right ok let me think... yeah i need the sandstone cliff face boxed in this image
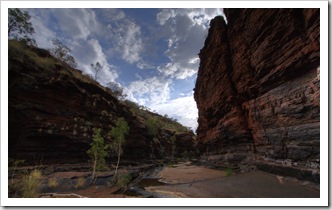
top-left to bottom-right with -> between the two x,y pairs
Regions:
194,9 -> 319,182
8,41 -> 195,164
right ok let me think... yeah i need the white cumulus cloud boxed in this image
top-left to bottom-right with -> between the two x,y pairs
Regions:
150,92 -> 198,131
50,8 -> 101,40
28,9 -> 119,86
24,8 -> 216,130
72,38 -> 118,85
27,9 -> 56,49
128,77 -> 171,106
105,16 -> 143,65
155,9 -> 224,80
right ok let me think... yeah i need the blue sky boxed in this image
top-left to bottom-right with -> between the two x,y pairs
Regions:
24,8 -> 225,130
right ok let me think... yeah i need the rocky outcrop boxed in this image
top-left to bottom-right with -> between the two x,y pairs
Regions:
8,41 -> 195,164
194,9 -> 319,182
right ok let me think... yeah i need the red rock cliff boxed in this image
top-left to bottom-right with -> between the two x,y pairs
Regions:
194,9 -> 319,182
8,41 -> 196,165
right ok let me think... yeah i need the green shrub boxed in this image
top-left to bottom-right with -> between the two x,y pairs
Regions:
47,177 -> 58,188
87,128 -> 109,179
145,117 -> 160,137
75,177 -> 85,189
21,169 -> 42,198
116,171 -> 132,188
109,118 -> 129,177
226,167 -> 233,176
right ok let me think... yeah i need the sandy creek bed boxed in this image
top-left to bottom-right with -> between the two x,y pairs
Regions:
9,161 -> 319,198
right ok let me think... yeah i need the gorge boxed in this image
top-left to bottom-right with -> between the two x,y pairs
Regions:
7,8 -> 321,200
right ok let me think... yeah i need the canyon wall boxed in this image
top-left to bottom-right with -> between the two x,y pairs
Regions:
8,41 -> 195,165
194,9 -> 320,182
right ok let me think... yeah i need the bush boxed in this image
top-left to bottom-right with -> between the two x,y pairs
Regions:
21,169 -> 42,198
47,177 -> 58,188
116,170 -> 132,188
87,128 -> 109,179
50,38 -> 77,68
8,8 -> 36,46
107,82 -> 127,100
109,118 -> 129,177
226,167 -> 233,176
75,177 -> 85,189
145,117 -> 160,137
123,100 -> 140,110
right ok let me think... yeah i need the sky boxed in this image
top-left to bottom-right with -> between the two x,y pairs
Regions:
23,8 -> 225,131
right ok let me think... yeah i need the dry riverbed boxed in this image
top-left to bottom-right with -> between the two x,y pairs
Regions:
9,161 -> 319,198
146,162 -> 320,198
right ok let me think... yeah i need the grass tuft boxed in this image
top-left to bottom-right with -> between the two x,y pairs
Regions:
48,177 -> 58,188
75,177 -> 85,189
21,169 -> 42,198
116,170 -> 132,188
226,167 -> 233,176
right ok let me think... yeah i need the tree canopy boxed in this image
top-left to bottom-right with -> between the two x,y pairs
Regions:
109,117 -> 129,176
8,8 -> 36,46
51,38 -> 77,68
107,82 -> 127,100
86,128 -> 109,179
91,62 -> 103,80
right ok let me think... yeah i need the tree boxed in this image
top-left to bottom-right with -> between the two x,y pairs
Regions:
170,135 -> 176,159
91,62 -> 103,81
87,128 -> 109,180
50,38 -> 77,68
145,117 -> 160,137
107,82 -> 127,100
123,99 -> 140,110
8,8 -> 36,46
109,117 -> 129,177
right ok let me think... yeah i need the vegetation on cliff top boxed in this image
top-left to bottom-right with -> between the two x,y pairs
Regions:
8,39 -> 196,197
123,99 -> 192,134
8,8 -> 36,46
9,39 -> 192,135
9,10 -> 196,165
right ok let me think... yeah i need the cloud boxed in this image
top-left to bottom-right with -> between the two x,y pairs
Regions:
105,14 -> 143,64
150,92 -> 198,130
72,38 -> 118,85
136,61 -> 155,70
158,9 -> 224,28
156,9 -> 175,25
28,9 -> 118,85
50,8 -> 101,40
155,9 -> 224,80
127,76 -> 198,130
98,8 -> 126,21
186,9 -> 224,27
126,9 -> 224,129
128,77 -> 171,106
160,23 -> 204,79
157,62 -> 197,80
27,9 -> 56,49
120,21 -> 143,63
24,8 -> 210,130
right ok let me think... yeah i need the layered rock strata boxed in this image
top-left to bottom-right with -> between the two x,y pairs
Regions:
194,9 -> 320,182
8,41 -> 195,164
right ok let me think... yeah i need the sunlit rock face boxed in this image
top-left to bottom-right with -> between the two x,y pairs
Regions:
194,9 -> 320,182
8,41 -> 196,165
